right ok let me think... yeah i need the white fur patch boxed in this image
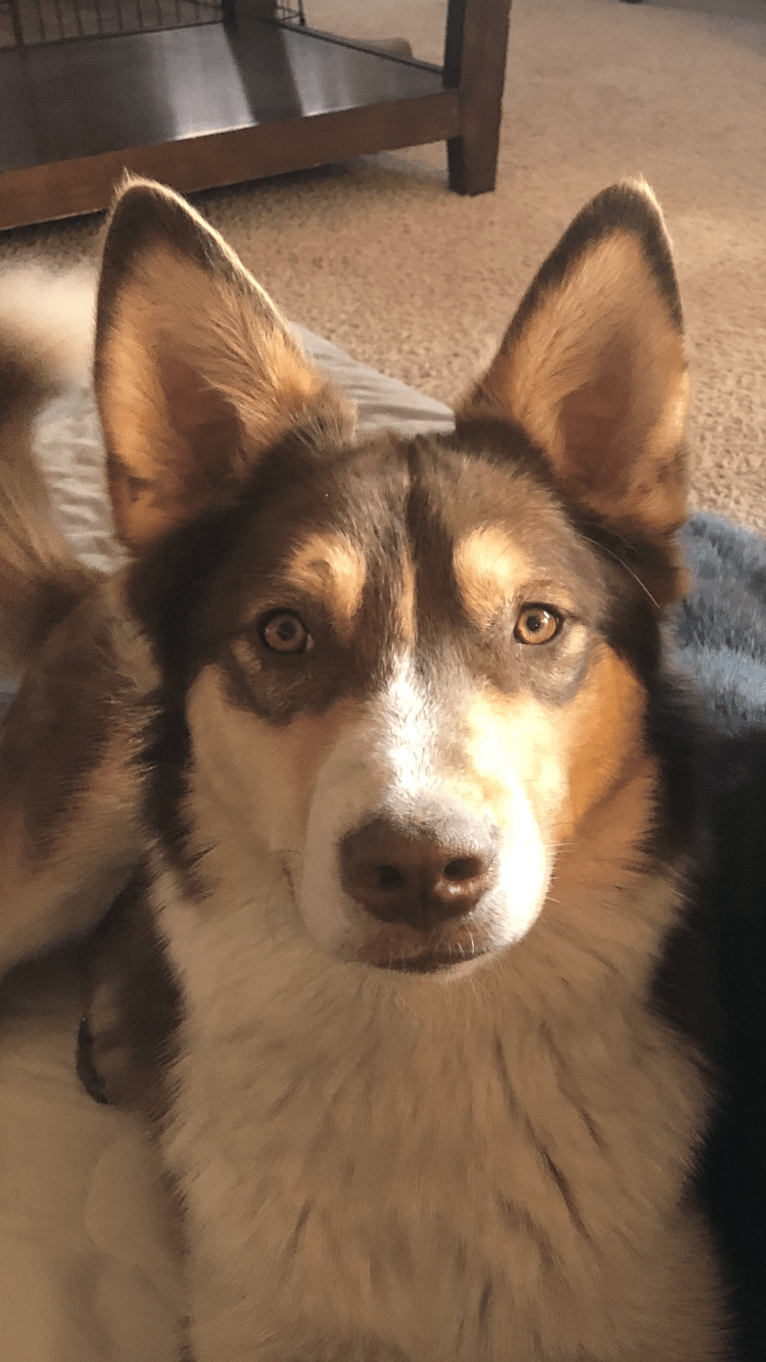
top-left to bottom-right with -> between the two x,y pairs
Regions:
298,654 -> 549,959
0,268 -> 96,390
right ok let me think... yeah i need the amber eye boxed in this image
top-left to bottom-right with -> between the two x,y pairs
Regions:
259,611 -> 313,655
514,605 -> 561,645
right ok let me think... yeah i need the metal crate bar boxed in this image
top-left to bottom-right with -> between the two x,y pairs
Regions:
0,0 -> 305,48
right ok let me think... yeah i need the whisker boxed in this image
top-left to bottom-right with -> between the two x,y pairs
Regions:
577,517 -> 636,556
580,533 -> 660,611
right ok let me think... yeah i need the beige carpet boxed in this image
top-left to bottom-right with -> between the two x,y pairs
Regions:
1,0 -> 764,528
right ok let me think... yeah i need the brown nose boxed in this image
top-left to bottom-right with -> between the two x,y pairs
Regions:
340,815 -> 498,931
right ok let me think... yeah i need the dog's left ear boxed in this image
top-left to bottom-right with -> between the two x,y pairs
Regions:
95,177 -> 354,553
457,181 -> 689,556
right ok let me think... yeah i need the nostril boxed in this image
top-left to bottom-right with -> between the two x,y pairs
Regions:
443,856 -> 483,884
378,864 -> 405,891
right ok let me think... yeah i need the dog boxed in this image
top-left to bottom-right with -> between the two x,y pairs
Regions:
0,176 -> 739,1360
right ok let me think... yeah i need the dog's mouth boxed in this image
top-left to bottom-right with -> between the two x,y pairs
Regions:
374,948 -> 490,975
286,854 -> 500,975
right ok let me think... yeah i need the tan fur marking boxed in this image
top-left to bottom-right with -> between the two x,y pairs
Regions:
242,702 -> 366,840
186,669 -> 364,886
286,534 -> 366,641
460,645 -> 647,850
462,690 -> 564,840
558,647 -> 648,836
453,527 -> 533,628
397,552 -> 417,644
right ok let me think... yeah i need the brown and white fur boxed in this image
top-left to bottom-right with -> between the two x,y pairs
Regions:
0,178 -> 729,1360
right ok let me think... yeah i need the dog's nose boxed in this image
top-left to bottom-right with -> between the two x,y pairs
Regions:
340,815 -> 498,930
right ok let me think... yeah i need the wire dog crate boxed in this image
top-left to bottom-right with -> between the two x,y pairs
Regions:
0,0 -> 304,47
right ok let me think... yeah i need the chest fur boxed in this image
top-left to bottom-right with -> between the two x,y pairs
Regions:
153,871 -> 712,1362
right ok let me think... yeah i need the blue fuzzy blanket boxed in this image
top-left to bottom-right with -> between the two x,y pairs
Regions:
675,514 -> 766,734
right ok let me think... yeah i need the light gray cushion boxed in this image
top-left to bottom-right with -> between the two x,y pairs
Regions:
30,324 -> 454,579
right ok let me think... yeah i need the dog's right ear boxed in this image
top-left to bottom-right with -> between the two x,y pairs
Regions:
95,178 -> 353,553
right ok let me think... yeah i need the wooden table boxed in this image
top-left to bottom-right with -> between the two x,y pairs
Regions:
0,0 -> 512,230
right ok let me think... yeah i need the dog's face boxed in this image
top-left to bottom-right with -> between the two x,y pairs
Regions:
176,432 -> 643,973
94,177 -> 690,974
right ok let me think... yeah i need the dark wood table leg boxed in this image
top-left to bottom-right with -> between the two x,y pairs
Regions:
444,0 -> 512,196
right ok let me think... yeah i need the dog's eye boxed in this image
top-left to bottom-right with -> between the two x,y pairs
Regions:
514,605 -> 561,645
259,611 -> 313,655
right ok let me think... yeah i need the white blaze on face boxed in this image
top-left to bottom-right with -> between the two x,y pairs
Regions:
298,654 -> 551,958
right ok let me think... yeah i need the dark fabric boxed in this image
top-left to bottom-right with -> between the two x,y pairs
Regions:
702,728 -> 766,1362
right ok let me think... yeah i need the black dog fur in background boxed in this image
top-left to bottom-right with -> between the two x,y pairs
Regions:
672,515 -> 766,1360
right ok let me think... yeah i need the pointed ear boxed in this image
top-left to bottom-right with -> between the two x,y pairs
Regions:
94,177 -> 354,552
457,181 -> 690,548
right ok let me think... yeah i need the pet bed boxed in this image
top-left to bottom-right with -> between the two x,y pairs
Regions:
1,325 -> 765,1362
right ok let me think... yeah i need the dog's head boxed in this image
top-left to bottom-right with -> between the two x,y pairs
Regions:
94,177 -> 690,976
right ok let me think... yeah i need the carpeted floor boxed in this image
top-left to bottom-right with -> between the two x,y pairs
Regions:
1,0 -> 764,528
